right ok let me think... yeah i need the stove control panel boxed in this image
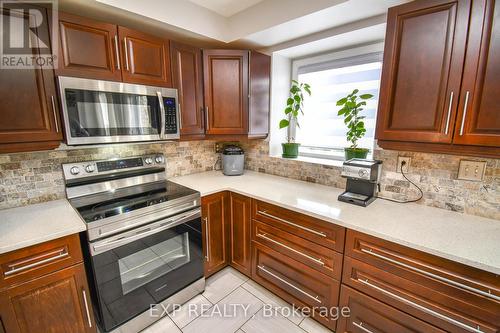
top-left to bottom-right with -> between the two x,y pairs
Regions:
62,154 -> 166,181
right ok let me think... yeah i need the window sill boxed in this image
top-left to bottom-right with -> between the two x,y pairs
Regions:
269,154 -> 344,168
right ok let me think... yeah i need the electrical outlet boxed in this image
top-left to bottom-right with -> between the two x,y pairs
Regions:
458,160 -> 486,181
397,156 -> 411,173
215,142 -> 223,153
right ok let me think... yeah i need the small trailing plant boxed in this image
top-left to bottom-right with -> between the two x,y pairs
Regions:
279,80 -> 311,143
336,89 -> 373,149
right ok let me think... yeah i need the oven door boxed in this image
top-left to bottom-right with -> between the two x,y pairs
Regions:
88,208 -> 203,332
58,76 -> 179,145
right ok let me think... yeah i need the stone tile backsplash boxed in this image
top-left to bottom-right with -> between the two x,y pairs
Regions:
0,141 -> 218,210
242,140 -> 500,220
0,139 -> 498,220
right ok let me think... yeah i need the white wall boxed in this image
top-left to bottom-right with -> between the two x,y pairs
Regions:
269,53 -> 292,156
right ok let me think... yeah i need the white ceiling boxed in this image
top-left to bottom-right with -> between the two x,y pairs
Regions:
62,0 -> 412,58
187,0 -> 265,17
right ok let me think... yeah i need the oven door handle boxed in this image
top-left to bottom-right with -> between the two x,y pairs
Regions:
91,208 -> 201,255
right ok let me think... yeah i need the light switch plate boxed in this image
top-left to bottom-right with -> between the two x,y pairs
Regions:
457,160 -> 486,181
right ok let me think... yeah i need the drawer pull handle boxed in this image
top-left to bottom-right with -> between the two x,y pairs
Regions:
257,210 -> 326,237
353,321 -> 374,333
123,37 -> 130,71
358,278 -> 485,333
82,289 -> 92,328
257,265 -> 321,304
5,249 -> 69,276
360,248 -> 500,302
50,96 -> 59,133
257,233 -> 324,266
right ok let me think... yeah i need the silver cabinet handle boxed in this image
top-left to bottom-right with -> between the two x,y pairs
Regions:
82,289 -> 92,328
114,35 -> 121,70
258,265 -> 321,304
444,91 -> 453,135
123,37 -> 129,71
203,217 -> 209,262
5,249 -> 68,276
358,278 -> 485,333
352,322 -> 374,333
157,91 -> 166,139
257,210 -> 326,237
460,91 -> 470,135
50,96 -> 59,133
204,106 -> 209,130
257,233 -> 324,266
360,248 -> 500,302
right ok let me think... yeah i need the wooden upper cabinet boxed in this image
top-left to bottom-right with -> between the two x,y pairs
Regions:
376,0 -> 471,144
453,0 -> 500,147
0,5 -> 62,153
202,192 -> 230,277
249,51 -> 271,138
170,42 -> 205,138
203,50 -> 249,135
57,12 -> 121,81
119,26 -> 171,87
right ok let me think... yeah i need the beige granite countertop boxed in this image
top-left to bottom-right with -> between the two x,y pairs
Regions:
0,199 -> 86,254
171,170 -> 500,275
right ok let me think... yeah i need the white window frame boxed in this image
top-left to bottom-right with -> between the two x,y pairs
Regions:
290,43 -> 384,161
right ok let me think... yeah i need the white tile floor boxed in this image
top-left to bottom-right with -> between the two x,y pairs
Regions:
140,267 -> 333,333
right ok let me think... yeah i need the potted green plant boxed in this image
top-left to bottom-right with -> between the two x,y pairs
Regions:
336,89 -> 373,160
279,80 -> 311,158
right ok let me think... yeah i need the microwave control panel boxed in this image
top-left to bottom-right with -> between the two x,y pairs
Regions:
164,98 -> 178,134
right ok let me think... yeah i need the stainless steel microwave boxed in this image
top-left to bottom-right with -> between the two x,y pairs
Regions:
58,76 -> 179,145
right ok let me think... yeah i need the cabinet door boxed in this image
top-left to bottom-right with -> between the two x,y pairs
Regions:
202,192 -> 230,276
249,51 -> 271,138
119,26 -> 171,87
336,285 -> 446,333
0,263 -> 95,333
229,193 -> 252,276
0,5 -> 62,153
57,12 -> 121,81
170,42 -> 205,138
376,0 -> 471,143
203,50 -> 249,135
453,0 -> 500,146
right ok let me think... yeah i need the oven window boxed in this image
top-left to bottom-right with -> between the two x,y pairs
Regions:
118,233 -> 190,294
64,89 -> 161,137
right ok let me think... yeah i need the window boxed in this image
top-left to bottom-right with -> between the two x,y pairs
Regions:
293,52 -> 382,160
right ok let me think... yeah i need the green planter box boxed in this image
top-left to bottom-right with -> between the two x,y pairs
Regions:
282,143 -> 300,158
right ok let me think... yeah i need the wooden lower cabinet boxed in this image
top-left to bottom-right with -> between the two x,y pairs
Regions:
337,285 -> 445,333
252,242 -> 340,330
0,263 -> 95,333
229,193 -> 252,276
202,192 -> 230,277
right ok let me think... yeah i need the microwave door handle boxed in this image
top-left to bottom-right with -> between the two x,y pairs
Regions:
157,91 -> 166,139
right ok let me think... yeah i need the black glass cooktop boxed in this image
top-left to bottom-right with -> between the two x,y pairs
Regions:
77,181 -> 198,223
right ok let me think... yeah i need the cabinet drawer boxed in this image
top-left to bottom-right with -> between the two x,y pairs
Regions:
0,235 -> 83,289
342,257 -> 499,333
253,219 -> 342,279
345,231 -> 500,325
337,285 -> 445,333
252,199 -> 345,253
251,242 -> 339,330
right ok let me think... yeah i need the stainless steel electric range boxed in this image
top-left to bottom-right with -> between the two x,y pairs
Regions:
63,154 -> 204,333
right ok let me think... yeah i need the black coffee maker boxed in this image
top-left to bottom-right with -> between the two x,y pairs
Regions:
338,159 -> 383,207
